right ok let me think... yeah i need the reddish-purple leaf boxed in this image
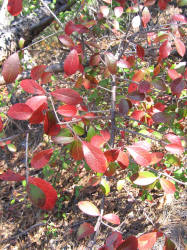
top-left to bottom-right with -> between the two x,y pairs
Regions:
105,52 -> 117,75
20,79 -> 45,95
29,103 -> 47,124
70,140 -> 84,161
159,40 -> 172,59
165,133 -> 182,145
25,95 -> 48,111
65,21 -> 88,35
117,150 -> 129,169
78,201 -> 100,216
106,232 -> 123,249
117,236 -> 138,250
30,65 -> 46,80
152,112 -> 171,124
150,152 -> 164,165
7,0 -> 22,16
158,0 -> 168,10
77,222 -> 94,240
171,14 -> 187,23
8,103 -> 33,120
103,213 -> 120,225
174,38 -> 186,57
89,53 -> 101,66
171,78 -> 186,97
114,7 -> 123,18
58,34 -> 74,48
128,91 -> 145,101
0,169 -> 25,181
138,232 -> 158,250
82,141 -> 107,173
0,117 -> 3,132
119,99 -> 131,115
44,111 -> 61,136
160,178 -> 176,194
144,0 -> 156,6
126,146 -> 152,166
152,79 -> 167,91
2,52 -> 20,83
51,88 -> 82,105
57,104 -> 77,117
138,80 -> 151,93
142,7 -> 151,28
64,49 -> 80,76
136,45 -> 145,60
28,177 -> 57,210
104,149 -> 119,163
31,149 -> 53,169
165,143 -> 184,155
90,135 -> 106,148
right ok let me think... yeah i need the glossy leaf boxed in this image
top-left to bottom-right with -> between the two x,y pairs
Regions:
132,171 -> 158,186
160,178 -> 176,194
27,177 -> 57,210
64,49 -> 80,76
8,103 -> 33,120
20,79 -> 45,95
159,40 -> 172,59
78,201 -> 100,216
25,95 -> 48,111
0,169 -> 25,181
2,52 -> 20,83
44,111 -> 61,136
126,146 -> 152,166
30,65 -> 46,80
142,7 -> 151,27
165,143 -> 184,155
174,38 -> 186,57
138,232 -> 158,250
168,69 -> 182,80
29,103 -> 47,124
90,135 -> 106,148
57,104 -> 77,117
77,222 -> 94,240
105,53 -> 117,75
58,34 -> 74,48
171,14 -> 187,23
117,150 -> 129,169
117,236 -> 138,250
103,213 -> 120,225
51,88 -> 82,105
31,149 -> 53,169
7,0 -> 22,16
82,141 -> 107,173
104,149 -> 119,163
114,7 -> 123,17
165,133 -> 182,145
52,135 -> 74,145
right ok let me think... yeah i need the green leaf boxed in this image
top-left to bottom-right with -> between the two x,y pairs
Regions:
131,171 -> 158,186
117,179 -> 126,191
73,125 -> 85,136
86,126 -> 96,141
28,183 -> 46,208
100,178 -> 110,196
7,143 -> 17,152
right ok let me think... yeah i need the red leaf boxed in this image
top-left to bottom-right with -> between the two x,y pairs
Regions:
138,80 -> 151,93
171,78 -> 186,97
7,0 -> 22,16
2,52 -> 20,83
117,235 -> 138,250
20,79 -> 45,95
126,146 -> 152,166
77,222 -> 94,240
28,177 -> 57,210
131,110 -> 145,121
65,21 -> 88,35
168,69 -> 182,80
154,34 -> 169,43
0,169 -> 25,181
41,72 -> 52,84
0,117 -> 3,132
64,49 -> 80,75
138,232 -> 158,250
51,88 -> 82,105
57,105 -> 77,117
165,133 -> 182,145
44,111 -> 61,136
8,103 -> 33,120
104,149 -> 119,162
103,213 -> 120,225
78,201 -> 100,216
163,237 -> 176,250
31,65 -> 47,80
82,141 -> 107,173
29,102 -> 47,124
150,152 -> 164,165
58,34 -> 74,48
100,130 -> 110,142
31,149 -> 53,169
158,0 -> 168,10
132,70 -> 145,82
117,150 -> 129,169
105,52 -> 117,75
90,135 -> 106,148
174,38 -> 186,57
154,102 -> 166,112
160,178 -> 176,194
89,53 -> 101,66
165,143 -> 184,155
70,140 -> 84,161
154,64 -> 160,76
25,95 -> 48,111
171,14 -> 187,24
159,40 -> 172,59
133,140 -> 151,151
136,45 -> 145,60
87,176 -> 101,186
114,7 -> 123,17
142,7 -> 151,28
144,0 -> 156,6
106,232 -> 123,249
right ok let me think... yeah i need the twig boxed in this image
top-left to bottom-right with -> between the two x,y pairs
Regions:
160,172 -> 187,186
101,221 -> 122,233
25,133 -> 29,184
110,75 -> 117,147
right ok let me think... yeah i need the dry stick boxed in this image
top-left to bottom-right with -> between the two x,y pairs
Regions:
0,222 -> 46,244
25,133 -> 29,184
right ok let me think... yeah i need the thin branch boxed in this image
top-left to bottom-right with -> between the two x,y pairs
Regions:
101,221 -> 122,233
25,133 -> 29,184
110,75 -> 117,147
160,172 -> 187,186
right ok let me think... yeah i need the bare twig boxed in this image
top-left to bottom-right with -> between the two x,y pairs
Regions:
25,133 -> 29,184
